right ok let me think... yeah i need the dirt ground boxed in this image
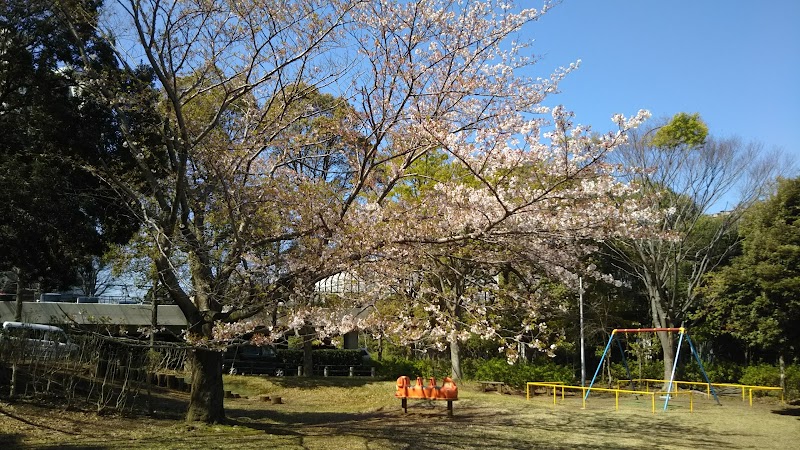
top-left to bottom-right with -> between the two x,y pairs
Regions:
1,378 -> 798,449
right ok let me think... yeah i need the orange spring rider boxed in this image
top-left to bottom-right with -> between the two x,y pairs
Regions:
395,376 -> 458,400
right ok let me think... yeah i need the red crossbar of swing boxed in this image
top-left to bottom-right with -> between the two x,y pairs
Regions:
613,327 -> 683,333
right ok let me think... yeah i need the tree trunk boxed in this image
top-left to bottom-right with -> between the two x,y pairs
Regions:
449,338 -> 462,381
302,326 -> 314,377
656,329 -> 676,385
186,349 -> 225,423
157,246 -> 227,423
647,282 -> 675,387
779,353 -> 786,393
10,362 -> 18,399
14,268 -> 23,322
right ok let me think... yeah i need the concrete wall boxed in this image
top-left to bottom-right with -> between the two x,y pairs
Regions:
0,302 -> 187,327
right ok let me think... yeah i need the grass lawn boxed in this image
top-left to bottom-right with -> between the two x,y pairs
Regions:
1,376 -> 797,449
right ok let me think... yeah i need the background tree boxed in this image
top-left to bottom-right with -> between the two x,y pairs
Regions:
606,112 -> 786,383
696,177 -> 800,387
0,0 -> 138,317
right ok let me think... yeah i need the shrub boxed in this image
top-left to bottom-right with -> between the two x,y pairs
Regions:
609,360 -> 664,381
460,358 -> 481,379
473,359 -> 574,389
312,349 -> 364,367
682,361 -> 743,383
411,358 -> 451,379
785,365 -> 800,399
736,364 -> 799,400
373,358 -> 417,379
740,364 -> 781,388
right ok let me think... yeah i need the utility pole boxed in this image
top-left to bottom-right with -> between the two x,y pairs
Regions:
579,277 -> 586,387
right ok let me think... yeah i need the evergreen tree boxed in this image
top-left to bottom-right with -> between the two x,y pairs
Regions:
0,0 -> 138,302
697,177 -> 800,364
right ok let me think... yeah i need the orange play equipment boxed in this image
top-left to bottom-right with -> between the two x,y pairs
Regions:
395,376 -> 458,415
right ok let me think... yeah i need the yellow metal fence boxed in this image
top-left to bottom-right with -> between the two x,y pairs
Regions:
525,379 -> 783,413
527,382 -> 703,413
615,379 -> 784,406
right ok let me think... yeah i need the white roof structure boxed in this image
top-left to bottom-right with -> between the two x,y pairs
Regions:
314,272 -> 367,294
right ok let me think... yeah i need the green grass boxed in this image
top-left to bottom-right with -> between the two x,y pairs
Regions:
1,377 -> 798,449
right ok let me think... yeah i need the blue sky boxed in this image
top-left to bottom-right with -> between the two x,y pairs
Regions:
528,0 -> 799,169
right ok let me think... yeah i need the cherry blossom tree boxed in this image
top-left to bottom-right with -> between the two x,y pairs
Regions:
63,0 -> 655,422
335,101 -> 654,378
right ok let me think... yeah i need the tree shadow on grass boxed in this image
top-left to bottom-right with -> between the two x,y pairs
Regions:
261,376 -> 386,389
772,406 -> 800,418
34,444 -> 108,450
0,433 -> 24,449
228,408 -> 575,450
225,400 -> 742,450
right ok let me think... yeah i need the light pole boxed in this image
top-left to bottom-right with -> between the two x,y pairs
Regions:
579,277 -> 586,387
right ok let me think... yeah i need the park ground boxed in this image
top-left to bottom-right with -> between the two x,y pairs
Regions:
1,377 -> 798,449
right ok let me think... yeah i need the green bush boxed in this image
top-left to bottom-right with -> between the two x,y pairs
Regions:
785,365 -> 800,399
682,361 -> 743,383
608,360 -> 664,381
739,364 -> 800,399
739,364 -> 781,387
411,358 -> 451,379
473,358 -> 574,389
460,358 -> 481,379
373,358 -> 417,379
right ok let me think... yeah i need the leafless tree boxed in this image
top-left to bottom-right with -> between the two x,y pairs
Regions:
608,117 -> 791,383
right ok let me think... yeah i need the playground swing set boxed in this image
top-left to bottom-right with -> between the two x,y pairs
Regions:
584,327 -> 721,411
526,326 -> 784,412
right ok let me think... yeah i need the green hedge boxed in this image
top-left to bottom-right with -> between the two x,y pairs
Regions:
275,349 -> 301,368
276,349 -> 367,369
473,359 -> 575,389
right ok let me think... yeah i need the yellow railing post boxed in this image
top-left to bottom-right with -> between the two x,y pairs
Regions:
582,387 -> 587,410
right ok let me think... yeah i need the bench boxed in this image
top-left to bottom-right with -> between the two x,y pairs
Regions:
478,381 -> 508,393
